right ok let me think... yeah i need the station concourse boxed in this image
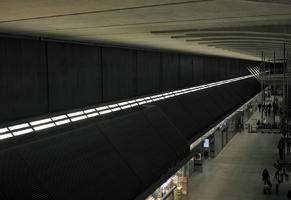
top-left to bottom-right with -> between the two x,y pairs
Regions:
0,0 -> 291,200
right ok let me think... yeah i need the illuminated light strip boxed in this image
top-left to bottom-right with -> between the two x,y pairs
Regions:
99,110 -> 112,115
30,118 -> 52,126
96,106 -> 109,111
0,74 -> 254,141
84,109 -> 96,114
247,67 -> 260,81
68,111 -> 84,117
136,98 -> 145,102
52,115 -> 67,121
121,105 -> 131,109
0,128 -> 8,134
87,112 -> 99,118
248,67 -> 256,76
34,123 -> 55,131
118,102 -> 128,106
13,128 -> 34,136
112,107 -> 121,111
0,133 -> 13,140
8,123 -> 30,131
71,115 -> 87,122
55,119 -> 70,125
108,104 -> 118,108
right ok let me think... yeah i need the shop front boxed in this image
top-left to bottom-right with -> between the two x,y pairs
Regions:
146,167 -> 189,200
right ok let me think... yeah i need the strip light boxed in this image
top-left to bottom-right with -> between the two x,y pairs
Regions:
0,128 -> 8,134
13,128 -> 34,136
84,109 -> 96,114
52,115 -> 67,121
71,115 -> 87,122
87,112 -> 99,118
34,123 -> 55,131
0,133 -> 13,140
30,118 -> 52,126
0,74 -> 255,140
8,123 -> 30,131
68,111 -> 84,117
55,119 -> 70,125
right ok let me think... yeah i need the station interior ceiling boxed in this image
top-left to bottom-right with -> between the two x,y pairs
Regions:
1,0 -> 291,61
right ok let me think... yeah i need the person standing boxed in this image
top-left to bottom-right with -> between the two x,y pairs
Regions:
287,139 -> 290,154
278,138 -> 284,160
262,169 -> 272,194
258,104 -> 262,112
274,169 -> 282,193
256,120 -> 261,129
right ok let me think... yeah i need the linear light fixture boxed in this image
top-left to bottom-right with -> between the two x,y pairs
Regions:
52,115 -> 67,121
0,128 -> 8,134
8,123 -> 30,131
71,115 -> 87,122
30,118 -> 52,126
68,111 -> 84,117
87,112 -> 99,118
99,110 -> 112,115
13,128 -> 34,136
34,123 -> 55,131
0,133 -> 13,140
0,74 -> 256,141
84,109 -> 96,114
55,119 -> 71,125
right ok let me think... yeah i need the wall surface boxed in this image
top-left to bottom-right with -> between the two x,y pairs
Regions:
0,37 -> 257,123
47,42 -> 102,113
0,38 -> 48,122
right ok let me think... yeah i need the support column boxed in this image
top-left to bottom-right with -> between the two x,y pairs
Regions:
193,143 -> 203,172
210,135 -> 215,158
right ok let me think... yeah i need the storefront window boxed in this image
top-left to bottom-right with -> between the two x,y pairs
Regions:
146,167 -> 188,200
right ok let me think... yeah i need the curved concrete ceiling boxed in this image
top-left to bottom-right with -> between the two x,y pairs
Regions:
0,0 -> 291,61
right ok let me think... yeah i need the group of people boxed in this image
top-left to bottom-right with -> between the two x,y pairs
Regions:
262,164 -> 285,196
261,137 -> 291,198
256,120 -> 281,129
257,102 -> 279,116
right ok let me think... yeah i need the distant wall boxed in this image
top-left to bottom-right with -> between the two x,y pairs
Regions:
0,37 -> 257,123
